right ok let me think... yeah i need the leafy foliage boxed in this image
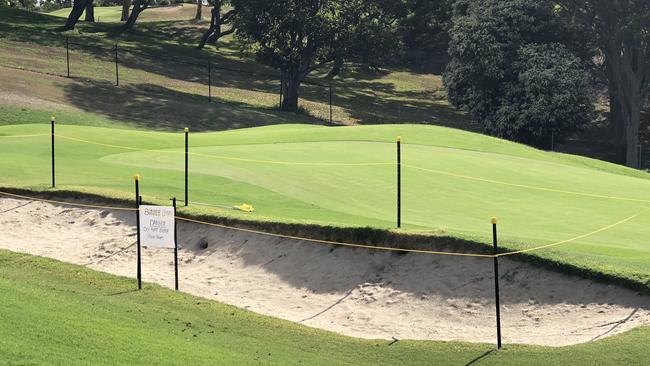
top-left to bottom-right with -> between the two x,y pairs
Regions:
231,0 -> 400,111
444,0 -> 592,145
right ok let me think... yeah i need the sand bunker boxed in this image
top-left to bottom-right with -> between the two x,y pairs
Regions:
1,196 -> 649,346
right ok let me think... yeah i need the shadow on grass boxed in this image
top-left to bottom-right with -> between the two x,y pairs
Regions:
2,9 -> 473,128
62,78 -> 323,131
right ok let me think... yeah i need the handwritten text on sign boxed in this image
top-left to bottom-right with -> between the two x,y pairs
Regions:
139,205 -> 175,248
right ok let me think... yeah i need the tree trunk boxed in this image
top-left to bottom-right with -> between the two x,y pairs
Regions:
198,6 -> 218,49
195,0 -> 202,20
63,0 -> 91,30
84,0 -> 95,22
622,96 -> 642,168
121,0 -> 130,21
123,0 -> 148,30
604,43 -> 649,168
281,75 -> 301,112
326,57 -> 343,79
198,3 -> 235,50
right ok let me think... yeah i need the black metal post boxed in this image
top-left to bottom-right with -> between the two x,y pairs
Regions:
397,136 -> 401,228
51,116 -> 55,188
173,197 -> 179,290
551,132 -> 554,152
329,83 -> 333,125
65,36 -> 70,78
492,217 -> 502,349
279,76 -> 283,110
208,61 -> 212,102
114,42 -> 119,86
184,127 -> 189,206
135,175 -> 142,290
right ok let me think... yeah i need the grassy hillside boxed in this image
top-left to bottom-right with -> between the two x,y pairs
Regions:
48,4 -> 209,23
0,8 -> 468,130
2,122 -> 650,289
1,249 -> 649,365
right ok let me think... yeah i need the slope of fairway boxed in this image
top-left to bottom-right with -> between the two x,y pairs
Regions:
1,249 -> 649,365
1,123 -> 650,286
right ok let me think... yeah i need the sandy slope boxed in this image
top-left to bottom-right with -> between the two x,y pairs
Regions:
1,196 -> 649,346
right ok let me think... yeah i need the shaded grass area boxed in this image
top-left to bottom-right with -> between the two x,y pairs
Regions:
48,4 -> 210,23
0,7 -> 471,129
1,249 -> 650,365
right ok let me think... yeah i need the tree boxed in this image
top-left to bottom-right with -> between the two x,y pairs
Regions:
197,0 -> 234,50
231,0 -> 399,112
399,0 -> 453,67
443,0 -> 592,146
62,0 -> 92,30
195,0 -> 202,20
121,0 -> 130,21
123,0 -> 150,30
557,1 -> 650,167
84,0 -> 95,22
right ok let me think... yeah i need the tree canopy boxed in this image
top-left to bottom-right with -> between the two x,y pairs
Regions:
231,0 -> 400,112
557,0 -> 650,167
443,0 -> 592,146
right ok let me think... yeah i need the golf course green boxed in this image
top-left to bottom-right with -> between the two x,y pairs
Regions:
1,122 -> 650,286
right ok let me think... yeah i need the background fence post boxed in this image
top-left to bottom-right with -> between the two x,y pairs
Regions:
114,42 -> 119,86
173,197 -> 179,291
134,175 -> 142,290
184,127 -> 189,206
279,75 -> 283,110
329,83 -> 333,125
51,116 -> 55,188
208,61 -> 212,102
492,217 -> 502,349
65,36 -> 70,78
397,136 -> 401,228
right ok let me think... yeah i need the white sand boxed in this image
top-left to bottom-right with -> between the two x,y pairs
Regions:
1,197 -> 649,346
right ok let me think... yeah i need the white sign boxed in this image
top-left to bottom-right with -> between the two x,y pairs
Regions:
139,205 -> 175,248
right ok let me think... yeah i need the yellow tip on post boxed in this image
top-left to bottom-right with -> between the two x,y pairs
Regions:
134,174 -> 140,181
184,127 -> 189,133
491,217 -> 498,225
396,136 -> 401,142
51,116 -> 56,123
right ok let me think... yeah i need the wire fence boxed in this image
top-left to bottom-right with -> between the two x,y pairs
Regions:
1,128 -> 649,349
60,36 -> 338,125
1,128 -> 646,257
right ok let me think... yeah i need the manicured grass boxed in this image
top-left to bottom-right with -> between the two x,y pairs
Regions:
1,249 -> 649,365
2,122 -> 650,289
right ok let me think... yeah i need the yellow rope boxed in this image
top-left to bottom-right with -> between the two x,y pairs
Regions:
0,190 -> 138,211
404,164 -> 650,204
0,190 -> 644,259
174,216 -> 495,258
0,134 -> 49,138
54,133 -> 650,202
56,134 -> 392,167
496,208 -> 648,257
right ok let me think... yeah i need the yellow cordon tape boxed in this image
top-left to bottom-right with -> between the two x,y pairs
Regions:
174,216 -> 495,258
55,134 -> 392,167
0,134 -> 49,138
403,164 -> 650,204
0,190 -> 645,259
0,190 -> 138,211
49,134 -> 650,202
495,207 -> 649,257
